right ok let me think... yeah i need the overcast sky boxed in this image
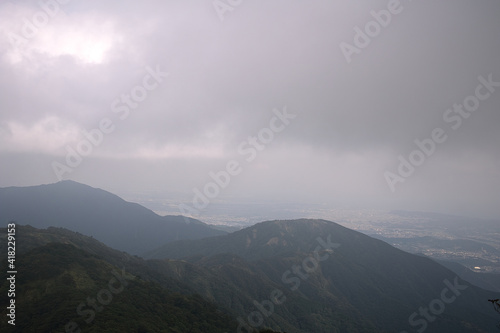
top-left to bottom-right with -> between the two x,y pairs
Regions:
0,0 -> 499,219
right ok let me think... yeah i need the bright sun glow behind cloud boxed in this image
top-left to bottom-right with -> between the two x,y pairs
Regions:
0,3 -> 120,65
36,22 -> 118,64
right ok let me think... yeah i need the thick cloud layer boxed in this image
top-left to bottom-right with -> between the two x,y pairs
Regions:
1,0 -> 499,219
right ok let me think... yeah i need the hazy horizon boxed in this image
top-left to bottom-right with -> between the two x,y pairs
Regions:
1,0 -> 500,220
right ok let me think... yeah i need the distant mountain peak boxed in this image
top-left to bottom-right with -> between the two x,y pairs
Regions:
0,181 -> 226,255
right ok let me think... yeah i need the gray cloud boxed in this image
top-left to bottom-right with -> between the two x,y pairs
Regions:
0,0 -> 499,219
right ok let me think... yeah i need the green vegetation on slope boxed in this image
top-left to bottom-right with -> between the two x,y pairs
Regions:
0,243 -> 236,333
2,221 -> 499,332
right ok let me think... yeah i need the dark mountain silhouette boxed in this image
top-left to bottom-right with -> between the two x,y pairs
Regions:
146,219 -> 500,332
0,180 -> 226,254
1,207 -> 499,331
0,240 -> 237,332
1,224 -> 380,332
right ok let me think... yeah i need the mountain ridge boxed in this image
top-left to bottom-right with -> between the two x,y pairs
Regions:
2,220 -> 499,332
145,218 -> 500,332
0,240 -> 238,332
1,182 -> 499,332
0,180 -> 225,254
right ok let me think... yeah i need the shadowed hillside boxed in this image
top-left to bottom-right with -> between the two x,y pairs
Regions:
0,181 -> 225,254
